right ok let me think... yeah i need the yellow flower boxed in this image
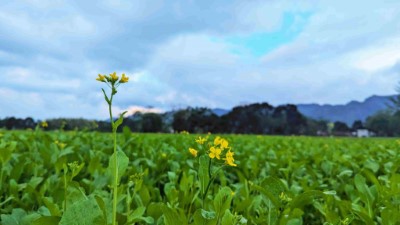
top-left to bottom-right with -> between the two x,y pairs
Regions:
110,72 -> 119,81
214,136 -> 222,146
195,136 -> 206,144
119,73 -> 129,83
224,150 -> 237,166
96,74 -> 106,82
41,121 -> 48,128
220,138 -> 229,149
189,148 -> 198,157
209,146 -> 221,159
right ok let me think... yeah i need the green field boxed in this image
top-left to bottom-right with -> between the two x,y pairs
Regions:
0,129 -> 399,224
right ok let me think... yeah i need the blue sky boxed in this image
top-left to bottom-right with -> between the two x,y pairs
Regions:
1,0 -> 400,119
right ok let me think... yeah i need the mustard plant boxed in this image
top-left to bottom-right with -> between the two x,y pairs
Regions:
97,72 -> 129,225
189,135 -> 237,208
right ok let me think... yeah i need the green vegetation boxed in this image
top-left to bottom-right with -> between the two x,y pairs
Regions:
1,129 -> 399,224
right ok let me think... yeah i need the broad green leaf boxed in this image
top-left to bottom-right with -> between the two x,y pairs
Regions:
290,190 -> 325,209
59,197 -> 106,225
0,141 -> 17,163
42,197 -> 61,216
354,174 -> 374,217
213,187 -> 233,220
201,209 -> 216,220
161,205 -> 187,225
221,209 -> 235,225
192,209 -> 217,225
1,208 -> 27,225
94,195 -> 107,224
128,206 -> 154,224
108,150 -> 129,184
381,207 -> 400,225
251,179 -> 283,208
198,155 -> 210,197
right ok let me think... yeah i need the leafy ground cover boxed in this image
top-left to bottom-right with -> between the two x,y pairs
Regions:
0,129 -> 399,224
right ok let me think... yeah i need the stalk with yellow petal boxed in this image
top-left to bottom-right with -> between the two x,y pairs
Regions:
97,72 -> 129,225
188,135 -> 237,208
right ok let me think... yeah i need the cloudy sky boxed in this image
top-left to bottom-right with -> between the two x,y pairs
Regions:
1,0 -> 400,119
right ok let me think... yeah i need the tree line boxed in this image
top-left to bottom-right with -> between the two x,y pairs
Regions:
2,101 -> 400,136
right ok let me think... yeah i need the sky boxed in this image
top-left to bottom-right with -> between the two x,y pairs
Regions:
1,0 -> 400,120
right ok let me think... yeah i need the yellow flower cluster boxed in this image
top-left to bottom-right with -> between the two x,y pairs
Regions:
189,148 -> 198,157
41,121 -> 48,128
54,140 -> 67,149
96,72 -> 129,84
189,135 -> 237,167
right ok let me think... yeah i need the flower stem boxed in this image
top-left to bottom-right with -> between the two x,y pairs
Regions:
108,89 -> 118,225
63,169 -> 67,211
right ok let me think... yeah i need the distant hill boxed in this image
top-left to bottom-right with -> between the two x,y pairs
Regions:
212,108 -> 230,116
297,95 -> 394,125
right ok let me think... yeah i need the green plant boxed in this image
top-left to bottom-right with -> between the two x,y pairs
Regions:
97,72 -> 129,225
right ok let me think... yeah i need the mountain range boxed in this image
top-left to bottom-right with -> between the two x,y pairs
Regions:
213,95 -> 395,125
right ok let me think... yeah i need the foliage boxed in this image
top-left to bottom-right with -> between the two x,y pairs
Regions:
365,110 -> 400,136
0,104 -> 328,136
1,130 -> 399,224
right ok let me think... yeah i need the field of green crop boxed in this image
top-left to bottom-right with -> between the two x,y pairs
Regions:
0,128 -> 399,225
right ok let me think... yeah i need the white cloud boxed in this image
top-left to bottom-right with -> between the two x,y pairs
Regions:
346,37 -> 400,73
2,0 -> 400,120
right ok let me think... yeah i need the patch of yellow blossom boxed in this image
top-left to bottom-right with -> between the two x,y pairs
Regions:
189,148 -> 198,157
224,149 -> 237,166
189,135 -> 237,167
209,146 -> 222,159
110,72 -> 119,81
96,72 -> 129,85
195,136 -> 207,144
96,74 -> 106,82
41,121 -> 48,128
120,73 -> 129,83
54,140 -> 67,149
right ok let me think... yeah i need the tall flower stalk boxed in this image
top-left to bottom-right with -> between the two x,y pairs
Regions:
97,72 -> 129,225
189,136 -> 237,208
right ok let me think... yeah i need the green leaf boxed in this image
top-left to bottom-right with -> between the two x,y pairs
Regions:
192,209 -> 216,225
101,88 -> 110,104
198,155 -> 210,197
0,141 -> 17,163
32,216 -> 61,225
108,150 -> 129,184
71,162 -> 85,180
251,178 -> 284,208
127,206 -> 154,224
1,208 -> 27,225
59,197 -> 106,225
161,205 -> 187,225
113,111 -> 127,131
221,209 -> 235,225
354,174 -> 374,217
290,190 -> 325,209
381,207 -> 400,225
128,206 -> 145,221
213,187 -> 233,220
201,209 -> 216,220
94,195 -> 107,224
42,197 -> 61,217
